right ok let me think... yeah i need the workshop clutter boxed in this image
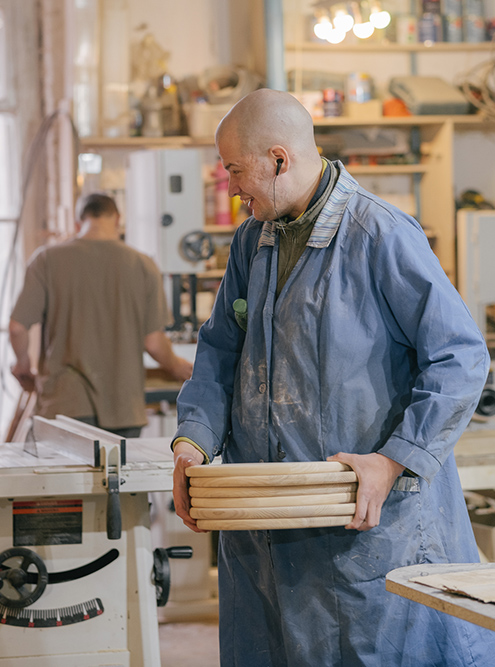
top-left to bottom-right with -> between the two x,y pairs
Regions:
182,65 -> 263,138
291,69 -> 473,121
186,461 -> 358,531
128,32 -> 262,138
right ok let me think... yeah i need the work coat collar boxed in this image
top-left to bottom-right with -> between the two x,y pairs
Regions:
257,161 -> 358,251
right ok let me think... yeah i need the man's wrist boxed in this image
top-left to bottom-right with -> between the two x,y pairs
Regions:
173,438 -> 207,465
377,452 -> 405,477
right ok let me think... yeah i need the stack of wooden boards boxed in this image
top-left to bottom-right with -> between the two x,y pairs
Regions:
186,461 -> 358,530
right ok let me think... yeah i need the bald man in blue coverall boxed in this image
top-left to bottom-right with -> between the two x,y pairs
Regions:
172,89 -> 495,666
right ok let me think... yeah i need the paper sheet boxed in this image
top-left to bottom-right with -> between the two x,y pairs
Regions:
411,570 -> 495,604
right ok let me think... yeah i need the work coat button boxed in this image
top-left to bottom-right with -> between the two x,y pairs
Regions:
259,383 -> 267,394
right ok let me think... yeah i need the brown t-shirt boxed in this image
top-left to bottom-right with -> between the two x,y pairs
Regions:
11,238 -> 172,429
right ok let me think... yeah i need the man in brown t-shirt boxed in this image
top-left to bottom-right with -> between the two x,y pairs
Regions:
9,193 -> 192,438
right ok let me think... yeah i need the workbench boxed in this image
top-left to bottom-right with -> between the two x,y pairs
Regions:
385,424 -> 495,634
386,563 -> 495,632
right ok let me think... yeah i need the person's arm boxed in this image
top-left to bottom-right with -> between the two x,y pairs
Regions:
333,213 -> 488,532
9,319 -> 36,392
173,440 -> 208,533
144,330 -> 193,381
172,223 -> 257,463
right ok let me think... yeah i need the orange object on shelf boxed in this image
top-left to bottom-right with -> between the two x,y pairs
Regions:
382,97 -> 412,117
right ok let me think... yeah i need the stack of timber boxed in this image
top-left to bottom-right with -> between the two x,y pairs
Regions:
186,461 -> 358,530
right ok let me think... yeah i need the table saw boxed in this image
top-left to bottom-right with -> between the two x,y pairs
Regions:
0,415 -> 187,667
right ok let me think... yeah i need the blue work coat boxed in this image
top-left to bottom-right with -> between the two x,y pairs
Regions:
176,163 -> 494,666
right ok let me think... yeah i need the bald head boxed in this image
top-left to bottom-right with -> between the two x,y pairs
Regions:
216,89 -> 320,163
215,89 -> 323,221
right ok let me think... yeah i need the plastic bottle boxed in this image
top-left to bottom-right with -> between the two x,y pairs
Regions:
214,159 -> 231,226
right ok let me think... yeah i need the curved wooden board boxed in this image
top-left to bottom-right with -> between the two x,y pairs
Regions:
188,482 -> 358,498
186,461 -> 352,477
196,515 -> 354,530
189,471 -> 357,487
191,492 -> 357,508
190,503 -> 356,520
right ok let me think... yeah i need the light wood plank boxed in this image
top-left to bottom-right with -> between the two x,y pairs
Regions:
189,471 -> 358,487
190,503 -> 356,520
196,515 -> 354,530
185,461 -> 352,477
190,492 -> 356,508
188,482 -> 358,498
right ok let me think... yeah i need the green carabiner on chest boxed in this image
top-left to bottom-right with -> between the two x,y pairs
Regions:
233,298 -> 248,332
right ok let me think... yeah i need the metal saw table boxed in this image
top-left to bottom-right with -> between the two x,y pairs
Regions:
0,416 -> 180,667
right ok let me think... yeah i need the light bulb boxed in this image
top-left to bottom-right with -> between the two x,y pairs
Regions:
353,21 -> 375,38
327,28 -> 347,43
314,17 -> 334,41
370,10 -> 391,28
333,10 -> 355,32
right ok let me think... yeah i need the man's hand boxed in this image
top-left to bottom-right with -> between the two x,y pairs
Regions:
169,356 -> 193,383
9,319 -> 36,392
144,330 -> 193,382
328,452 -> 405,532
173,441 -> 208,533
11,361 -> 36,392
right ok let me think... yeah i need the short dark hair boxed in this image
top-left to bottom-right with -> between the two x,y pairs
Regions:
76,193 -> 119,221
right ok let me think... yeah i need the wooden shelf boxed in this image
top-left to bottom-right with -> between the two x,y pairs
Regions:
346,163 -> 429,175
313,114 -> 490,127
287,41 -> 495,53
197,269 -> 226,279
79,135 -> 215,149
204,225 -> 238,234
77,115 -> 492,152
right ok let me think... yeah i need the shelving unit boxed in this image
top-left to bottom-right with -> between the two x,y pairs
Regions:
284,21 -> 495,283
311,113 -> 494,281
79,111 -> 494,285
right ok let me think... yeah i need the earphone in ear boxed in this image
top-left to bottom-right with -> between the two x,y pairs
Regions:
275,158 -> 283,176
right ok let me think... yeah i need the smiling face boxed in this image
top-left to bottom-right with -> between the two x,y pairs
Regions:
215,89 -> 324,222
217,133 -> 277,222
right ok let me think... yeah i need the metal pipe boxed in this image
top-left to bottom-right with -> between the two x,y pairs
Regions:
264,0 -> 286,91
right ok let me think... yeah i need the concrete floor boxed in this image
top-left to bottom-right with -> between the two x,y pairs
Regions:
160,621 -> 220,667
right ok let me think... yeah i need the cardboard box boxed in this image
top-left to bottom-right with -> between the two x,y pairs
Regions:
184,102 -> 232,138
343,99 -> 382,120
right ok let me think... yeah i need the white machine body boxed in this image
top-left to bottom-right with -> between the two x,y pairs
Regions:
125,148 -> 205,274
0,417 -> 176,667
457,209 -> 495,336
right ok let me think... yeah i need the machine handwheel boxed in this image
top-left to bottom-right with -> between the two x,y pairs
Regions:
153,546 -> 193,607
180,231 -> 214,262
0,547 -> 49,608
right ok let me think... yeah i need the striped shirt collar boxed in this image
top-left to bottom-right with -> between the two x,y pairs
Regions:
257,161 -> 358,250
